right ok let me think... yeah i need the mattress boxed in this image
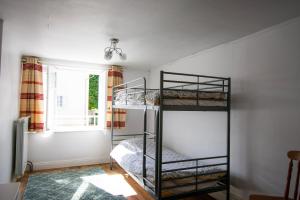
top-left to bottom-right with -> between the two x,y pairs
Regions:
114,89 -> 226,106
110,138 -> 226,183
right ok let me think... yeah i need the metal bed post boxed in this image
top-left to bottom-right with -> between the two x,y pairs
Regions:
196,76 -> 199,106
222,80 -> 225,92
226,78 -> 231,200
154,109 -> 159,196
110,86 -> 115,170
156,70 -> 164,199
142,78 -> 147,184
155,80 -> 160,198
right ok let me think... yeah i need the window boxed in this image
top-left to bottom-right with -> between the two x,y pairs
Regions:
44,63 -> 107,131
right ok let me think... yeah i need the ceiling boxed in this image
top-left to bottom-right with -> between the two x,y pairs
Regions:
0,0 -> 300,70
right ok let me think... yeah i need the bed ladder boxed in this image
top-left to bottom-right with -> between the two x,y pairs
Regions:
142,109 -> 159,193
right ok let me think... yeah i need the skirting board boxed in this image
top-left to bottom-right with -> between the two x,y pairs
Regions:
31,157 -> 110,170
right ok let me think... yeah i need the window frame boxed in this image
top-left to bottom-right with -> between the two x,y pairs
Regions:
43,61 -> 108,133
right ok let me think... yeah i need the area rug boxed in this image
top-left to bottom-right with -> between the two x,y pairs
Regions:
24,167 -> 126,200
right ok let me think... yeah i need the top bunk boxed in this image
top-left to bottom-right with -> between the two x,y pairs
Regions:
112,71 -> 231,111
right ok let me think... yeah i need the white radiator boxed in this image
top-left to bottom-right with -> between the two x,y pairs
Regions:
14,117 -> 30,178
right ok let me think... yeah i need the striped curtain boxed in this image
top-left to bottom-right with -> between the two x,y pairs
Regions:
106,66 -> 126,128
19,56 -> 44,132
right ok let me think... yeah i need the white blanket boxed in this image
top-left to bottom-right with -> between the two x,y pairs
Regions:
110,138 -> 222,181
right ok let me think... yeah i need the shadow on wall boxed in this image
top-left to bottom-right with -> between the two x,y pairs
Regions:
230,79 -> 258,197
230,77 -> 294,197
11,121 -> 17,181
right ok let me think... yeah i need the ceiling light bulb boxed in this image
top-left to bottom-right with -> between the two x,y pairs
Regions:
119,53 -> 127,60
104,51 -> 112,60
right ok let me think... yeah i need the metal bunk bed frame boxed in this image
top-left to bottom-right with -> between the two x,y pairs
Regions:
110,71 -> 231,200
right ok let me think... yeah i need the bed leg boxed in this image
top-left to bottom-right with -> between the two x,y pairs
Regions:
110,157 -> 113,170
226,186 -> 230,200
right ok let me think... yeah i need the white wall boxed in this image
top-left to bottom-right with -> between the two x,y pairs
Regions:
28,69 -> 149,170
0,19 -> 22,183
149,17 -> 300,198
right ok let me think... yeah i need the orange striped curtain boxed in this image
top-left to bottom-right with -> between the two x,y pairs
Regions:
19,56 -> 44,132
106,66 -> 126,129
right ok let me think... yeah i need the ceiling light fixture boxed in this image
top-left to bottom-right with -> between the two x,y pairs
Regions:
104,38 -> 127,60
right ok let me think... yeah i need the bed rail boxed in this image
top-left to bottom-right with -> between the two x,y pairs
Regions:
161,71 -> 230,111
112,77 -> 147,106
112,71 -> 230,111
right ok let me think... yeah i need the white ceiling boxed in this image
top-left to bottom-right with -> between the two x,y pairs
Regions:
1,0 -> 300,70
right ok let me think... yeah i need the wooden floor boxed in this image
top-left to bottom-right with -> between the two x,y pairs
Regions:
20,163 -> 216,200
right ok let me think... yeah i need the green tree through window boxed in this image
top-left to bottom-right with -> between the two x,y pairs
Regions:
88,74 -> 99,110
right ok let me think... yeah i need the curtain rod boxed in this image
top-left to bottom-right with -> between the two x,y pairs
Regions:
29,56 -> 149,73
40,57 -> 109,70
39,57 -> 140,72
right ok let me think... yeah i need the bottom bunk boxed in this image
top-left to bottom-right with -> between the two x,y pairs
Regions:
110,138 -> 228,199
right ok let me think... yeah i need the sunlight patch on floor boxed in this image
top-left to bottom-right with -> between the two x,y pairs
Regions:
55,179 -> 70,184
71,182 -> 89,200
81,173 -> 137,197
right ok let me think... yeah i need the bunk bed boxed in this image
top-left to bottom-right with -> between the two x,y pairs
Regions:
110,71 -> 231,200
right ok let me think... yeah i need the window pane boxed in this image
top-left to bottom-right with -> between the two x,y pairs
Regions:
45,64 -> 105,131
88,74 -> 99,126
52,70 -> 101,129
55,69 -> 89,128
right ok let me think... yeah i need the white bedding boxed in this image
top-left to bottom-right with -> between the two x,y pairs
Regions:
114,89 -> 227,107
110,138 -> 224,181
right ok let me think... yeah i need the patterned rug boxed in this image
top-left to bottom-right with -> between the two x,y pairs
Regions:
24,167 -> 126,200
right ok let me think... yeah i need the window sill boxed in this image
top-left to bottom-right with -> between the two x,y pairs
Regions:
48,127 -> 105,133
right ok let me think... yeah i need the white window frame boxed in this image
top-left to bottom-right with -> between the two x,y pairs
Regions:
42,59 -> 108,132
